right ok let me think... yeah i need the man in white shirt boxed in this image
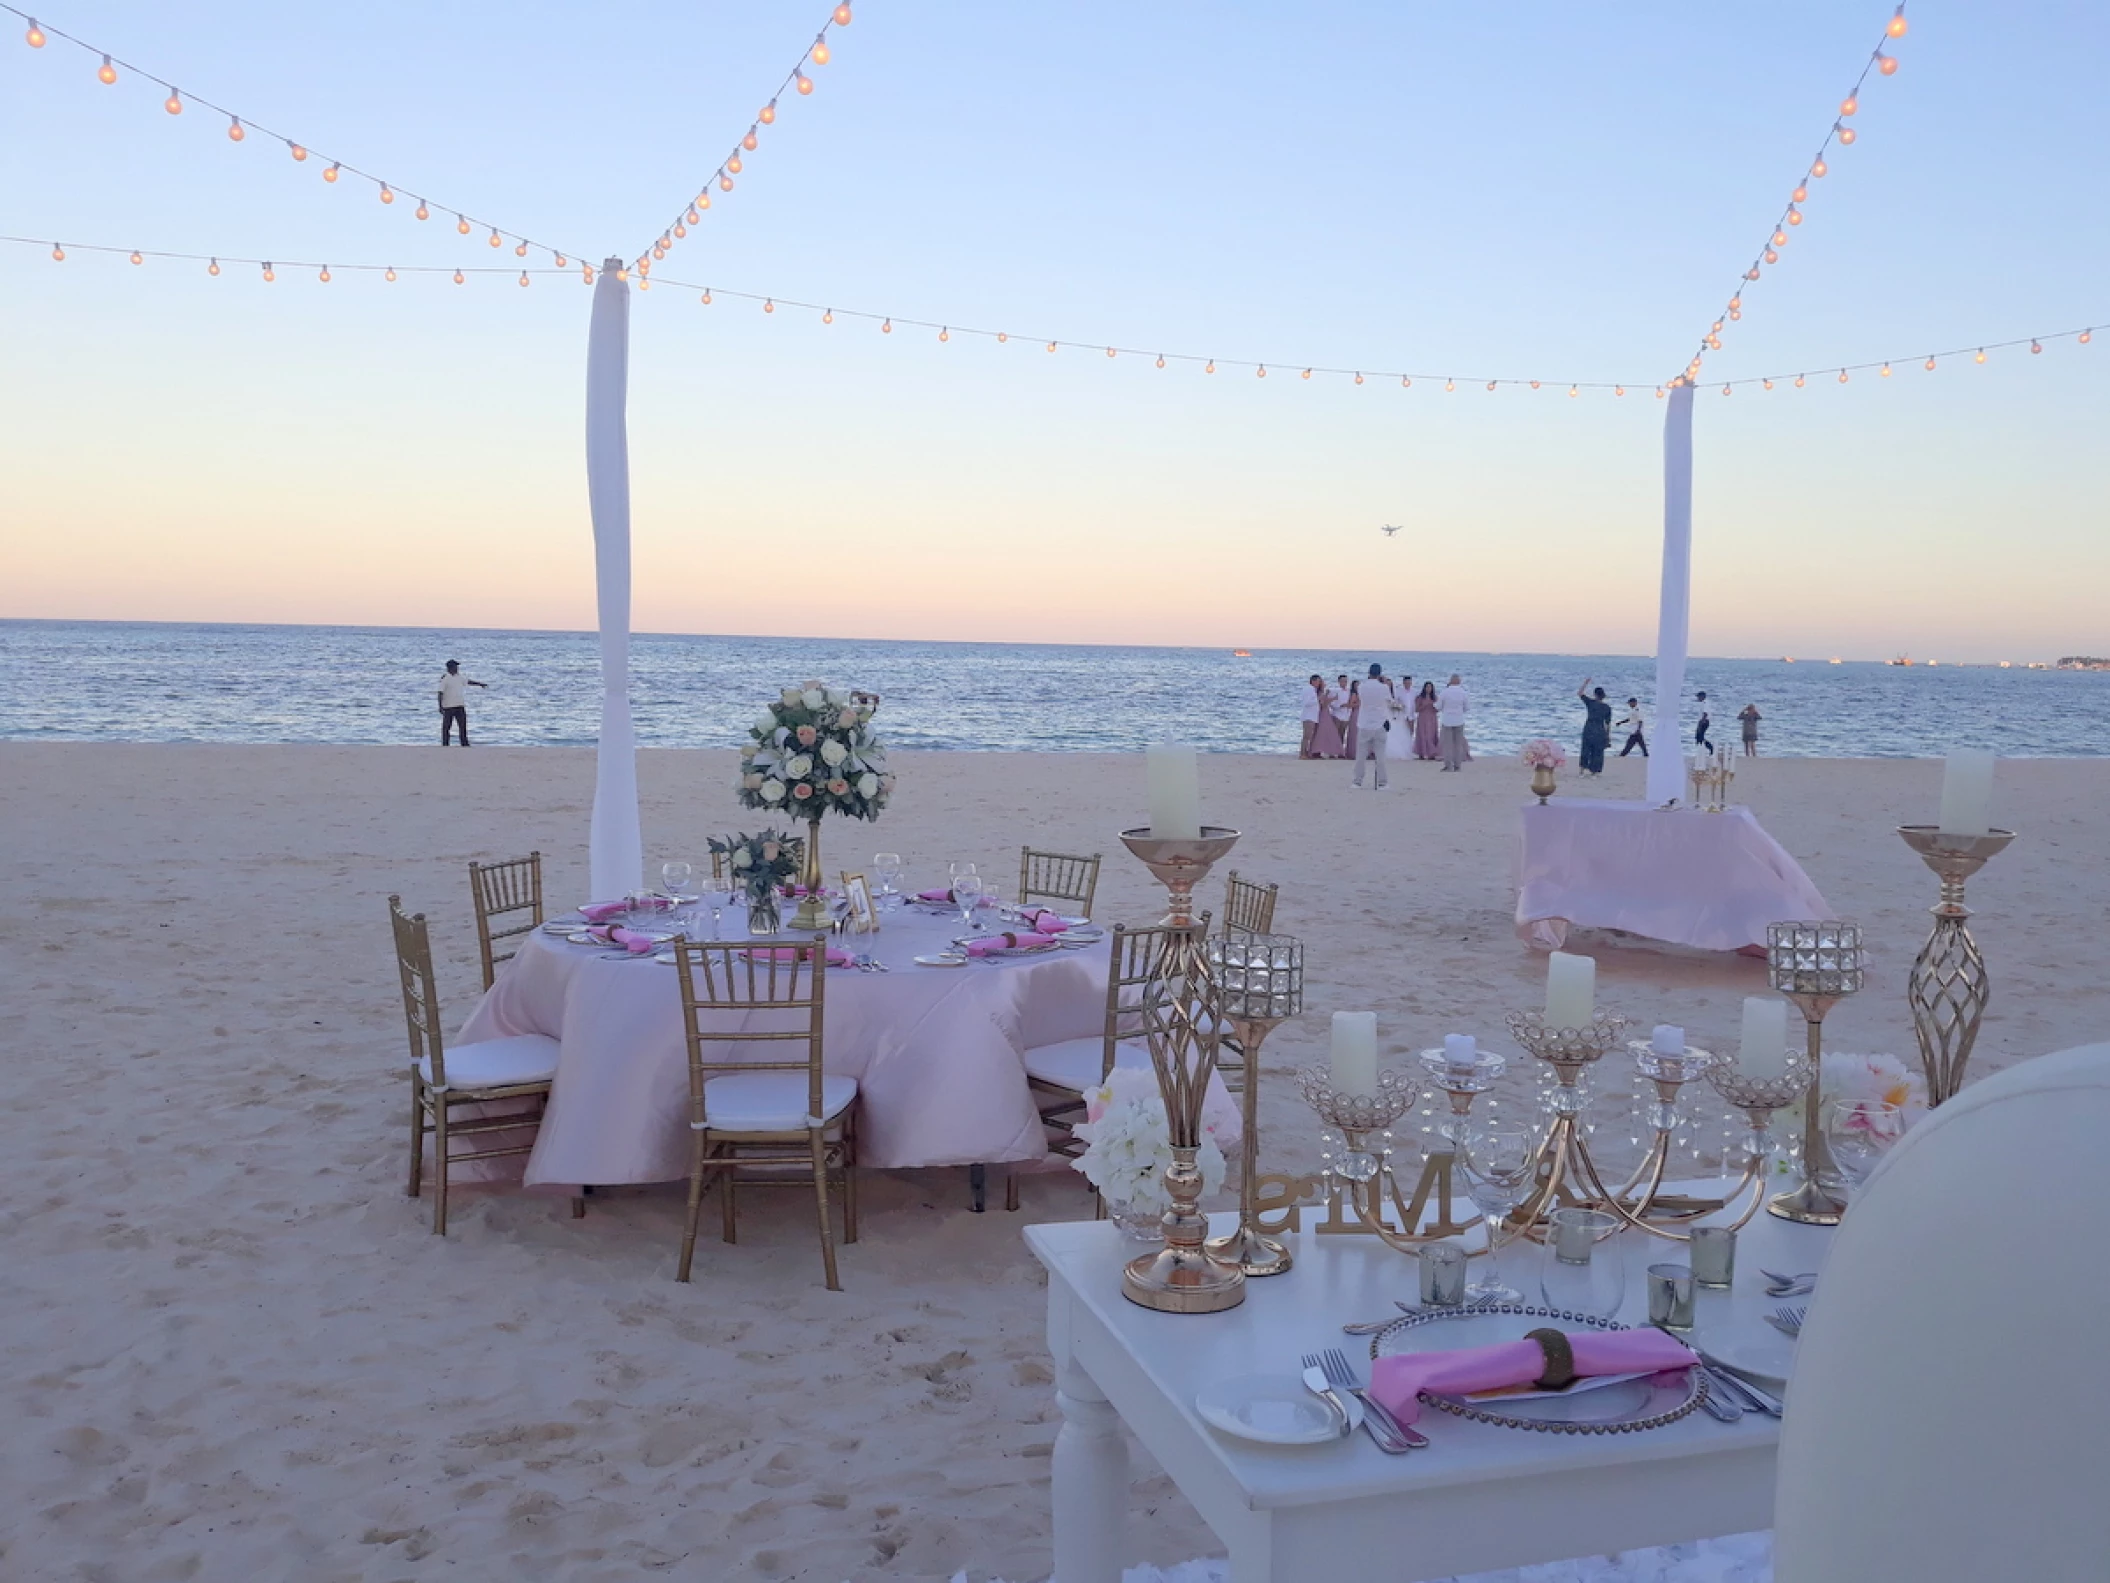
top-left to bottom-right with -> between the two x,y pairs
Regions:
1618,697 -> 1649,758
1437,673 -> 1471,771
1349,663 -> 1402,788
436,659 -> 488,746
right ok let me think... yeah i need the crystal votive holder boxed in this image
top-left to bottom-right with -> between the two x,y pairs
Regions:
1690,1226 -> 1737,1289
1419,1242 -> 1468,1307
1647,1263 -> 1696,1329
1203,933 -> 1304,1021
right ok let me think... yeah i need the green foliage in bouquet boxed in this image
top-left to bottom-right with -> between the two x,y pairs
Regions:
738,681 -> 894,823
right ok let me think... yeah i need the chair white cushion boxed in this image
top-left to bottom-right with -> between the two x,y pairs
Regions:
420,1033 -> 560,1090
1022,1036 -> 1151,1092
701,1071 -> 857,1132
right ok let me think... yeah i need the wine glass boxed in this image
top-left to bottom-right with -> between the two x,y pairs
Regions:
872,852 -> 902,907
1823,1099 -> 1905,1197
661,861 -> 698,929
952,872 -> 985,933
948,860 -> 978,890
1538,1206 -> 1626,1319
1460,1122 -> 1536,1303
710,865 -> 741,936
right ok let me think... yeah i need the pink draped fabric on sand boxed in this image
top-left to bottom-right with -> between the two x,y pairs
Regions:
1371,1329 -> 1698,1425
457,913 -> 1109,1183
1515,798 -> 1832,953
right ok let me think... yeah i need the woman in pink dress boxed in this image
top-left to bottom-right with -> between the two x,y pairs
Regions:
1309,675 -> 1345,758
1412,680 -> 1442,759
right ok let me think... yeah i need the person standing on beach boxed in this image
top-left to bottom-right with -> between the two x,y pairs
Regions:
1437,673 -> 1471,770
1618,697 -> 1648,757
1386,674 -> 1416,760
1331,674 -> 1357,760
1412,680 -> 1442,759
1575,678 -> 1613,775
1738,703 -> 1762,758
436,660 -> 488,746
1300,675 -> 1325,758
1350,664 -> 1401,788
1694,690 -> 1712,750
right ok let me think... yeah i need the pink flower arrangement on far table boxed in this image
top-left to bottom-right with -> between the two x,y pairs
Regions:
1520,738 -> 1567,771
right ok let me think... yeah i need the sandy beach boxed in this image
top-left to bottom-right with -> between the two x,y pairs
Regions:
4,742 -> 2105,1582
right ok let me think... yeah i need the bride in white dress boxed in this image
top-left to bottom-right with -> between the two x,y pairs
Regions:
1386,673 -> 1416,760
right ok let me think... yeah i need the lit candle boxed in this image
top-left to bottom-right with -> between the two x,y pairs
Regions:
1651,1024 -> 1685,1056
1544,951 -> 1595,1029
1938,748 -> 1996,836
1330,1011 -> 1379,1098
1737,996 -> 1789,1078
1443,1032 -> 1478,1075
1145,744 -> 1202,840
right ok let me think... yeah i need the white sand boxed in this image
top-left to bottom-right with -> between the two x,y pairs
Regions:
3,744 -> 2104,1581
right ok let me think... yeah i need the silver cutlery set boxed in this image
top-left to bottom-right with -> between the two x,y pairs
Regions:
1299,1348 -> 1428,1453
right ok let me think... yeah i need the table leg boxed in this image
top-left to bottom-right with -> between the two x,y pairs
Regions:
1051,1356 -> 1128,1583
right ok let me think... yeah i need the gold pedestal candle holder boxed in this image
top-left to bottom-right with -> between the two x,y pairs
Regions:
1119,828 -> 1246,1313
1707,1052 -> 1818,1228
1502,1010 -> 1629,1230
1898,826 -> 2016,1106
1202,933 -> 1302,1277
1765,921 -> 1865,1225
1406,1047 -> 1509,1238
1295,1068 -> 1419,1241
789,817 -> 829,932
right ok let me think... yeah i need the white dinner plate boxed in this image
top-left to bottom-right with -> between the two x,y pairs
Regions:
1374,1307 -> 1670,1425
913,953 -> 967,968
1194,1374 -> 1341,1446
541,920 -> 579,935
1693,1316 -> 1796,1392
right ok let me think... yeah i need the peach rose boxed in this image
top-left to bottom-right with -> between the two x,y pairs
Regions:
828,779 -> 849,796
793,782 -> 814,799
796,725 -> 818,746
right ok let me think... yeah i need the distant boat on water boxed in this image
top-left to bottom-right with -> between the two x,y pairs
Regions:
1889,655 -> 1914,667
1231,649 -> 1252,658
1828,657 -> 1843,664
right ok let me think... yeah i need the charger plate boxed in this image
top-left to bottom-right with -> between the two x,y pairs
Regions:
1367,1302 -> 1707,1435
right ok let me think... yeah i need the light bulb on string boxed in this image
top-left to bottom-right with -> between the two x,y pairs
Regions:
1763,378 -> 1773,389
1259,365 -> 1269,378
98,55 -> 115,83
1838,126 -> 1856,145
2031,340 -> 2044,354
1794,373 -> 1805,387
1721,383 -> 1731,395
208,257 -> 220,276
488,229 -> 502,248
385,266 -> 396,281
514,240 -> 527,257
1047,340 -> 1058,353
796,73 -> 813,94
1615,385 -> 1625,396
1444,379 -> 1455,392
697,194 -> 710,209
822,308 -> 833,323
686,206 -> 699,224
453,269 -> 465,285
1838,369 -> 1848,383
50,243 -> 63,261
129,250 -> 142,265
701,289 -> 712,303
743,129 -> 758,151
1729,307 -> 1742,321
456,214 -> 470,234
1655,386 -> 1665,399
1301,368 -> 1311,380
1764,247 -> 1779,265
1570,385 -> 1580,397
1206,360 -> 1215,374
1924,355 -> 1935,369
1159,355 -> 1168,369
812,39 -> 830,65
835,3 -> 853,22
325,162 -> 341,183
1881,362 -> 1892,376
1746,267 -> 1761,281
27,19 -> 46,46
1792,184 -> 1807,204
1877,54 -> 1897,75
1401,376 -> 1411,387
554,253 -> 566,267
720,175 -> 734,191
673,222 -> 686,239
1975,348 -> 1987,363
1840,96 -> 1858,116
727,154 -> 743,174
1812,158 -> 1828,177
380,184 -> 394,204
289,141 -> 307,161
582,263 -> 594,282
1530,379 -> 1541,390
519,271 -> 530,287
1483,379 -> 1493,390
764,298 -> 775,313
760,101 -> 777,124
165,88 -> 182,114
1889,11 -> 1908,37
415,200 -> 429,219
1105,345 -> 1114,357
881,318 -> 892,333
2081,330 -> 2093,345
319,266 -> 331,282
1786,206 -> 1802,225
1772,229 -> 1788,246
262,262 -> 275,282
228,117 -> 245,141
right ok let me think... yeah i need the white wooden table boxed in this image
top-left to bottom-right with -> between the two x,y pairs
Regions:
1026,1206 -> 1833,1583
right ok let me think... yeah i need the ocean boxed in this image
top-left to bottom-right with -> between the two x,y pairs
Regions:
3,620 -> 2105,758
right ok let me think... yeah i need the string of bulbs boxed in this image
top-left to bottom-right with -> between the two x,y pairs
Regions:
2,234 -> 580,285
635,3 -> 854,281
1677,2 -> 1911,384
3,4 -> 591,271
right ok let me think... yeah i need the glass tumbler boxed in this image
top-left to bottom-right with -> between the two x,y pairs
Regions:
1538,1207 -> 1626,1320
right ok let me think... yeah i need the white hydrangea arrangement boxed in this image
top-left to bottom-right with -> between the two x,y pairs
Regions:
738,680 -> 893,822
1070,1065 -> 1240,1216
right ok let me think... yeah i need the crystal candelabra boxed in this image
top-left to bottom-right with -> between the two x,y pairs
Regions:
1897,826 -> 2016,1106
1296,1067 -> 1419,1241
1200,934 -> 1303,1277
1116,826 -> 1245,1313
1765,921 -> 1865,1225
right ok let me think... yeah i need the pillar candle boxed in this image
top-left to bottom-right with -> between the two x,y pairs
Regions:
1651,1024 -> 1685,1056
1330,1012 -> 1379,1098
1544,951 -> 1595,1029
1737,996 -> 1788,1079
1443,1032 -> 1478,1074
1145,744 -> 1202,840
1938,749 -> 1996,836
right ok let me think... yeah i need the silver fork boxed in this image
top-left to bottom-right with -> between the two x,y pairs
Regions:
1318,1347 -> 1429,1451
1767,1303 -> 1807,1337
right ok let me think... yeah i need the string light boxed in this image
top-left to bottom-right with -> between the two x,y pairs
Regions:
456,214 -> 470,234
487,227 -> 502,248
25,16 -> 42,45
164,87 -> 181,114
811,38 -> 830,65
385,266 -> 395,281
764,297 -> 775,312
1160,356 -> 1169,369
128,249 -> 141,264
796,73 -> 813,94
1925,356 -> 1935,369
881,317 -> 891,333
760,102 -> 777,124
289,140 -> 306,161
452,269 -> 465,285
1976,348 -> 1987,362
319,265 -> 331,282
208,257 -> 219,275
97,53 -> 113,82
1812,158 -> 1828,177
261,262 -> 274,282
227,115 -> 243,141
1877,54 -> 1898,75
518,270 -> 529,287
1889,8 -> 1908,36
1206,361 -> 1215,373
742,130 -> 757,151
822,308 -> 832,323
1445,379 -> 1455,392
727,154 -> 743,175
835,3 -> 853,22
324,162 -> 340,182
1880,362 -> 1891,376
50,243 -> 62,260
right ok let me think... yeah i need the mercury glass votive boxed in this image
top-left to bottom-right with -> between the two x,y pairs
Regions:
1419,1241 -> 1468,1307
1690,1226 -> 1737,1289
1647,1263 -> 1696,1329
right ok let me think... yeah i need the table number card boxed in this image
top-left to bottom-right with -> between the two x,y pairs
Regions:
839,872 -> 877,933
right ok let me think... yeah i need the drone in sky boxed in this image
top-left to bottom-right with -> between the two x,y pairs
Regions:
1379,524 -> 1403,537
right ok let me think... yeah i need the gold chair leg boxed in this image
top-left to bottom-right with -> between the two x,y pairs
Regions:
431,1101 -> 450,1237
841,1113 -> 859,1245
810,1128 -> 840,1291
720,1149 -> 738,1245
1004,1169 -> 1021,1213
677,1130 -> 707,1282
570,1196 -> 586,1219
406,1081 -> 426,1199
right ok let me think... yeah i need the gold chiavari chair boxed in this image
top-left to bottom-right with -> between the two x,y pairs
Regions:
1009,915 -> 1208,1214
1216,872 -> 1279,1092
469,851 -> 544,989
672,936 -> 859,1290
389,896 -> 582,1235
1019,847 -> 1103,917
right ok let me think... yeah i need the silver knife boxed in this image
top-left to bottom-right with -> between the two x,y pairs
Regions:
1301,1365 -> 1362,1439
1348,1383 -> 1430,1449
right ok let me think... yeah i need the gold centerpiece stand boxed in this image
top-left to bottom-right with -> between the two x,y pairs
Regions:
789,817 -> 828,932
1117,826 -> 1247,1314
1201,933 -> 1304,1277
1898,825 -> 2016,1105
1764,921 -> 1865,1225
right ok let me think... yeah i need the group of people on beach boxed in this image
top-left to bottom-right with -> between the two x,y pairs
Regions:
1300,666 -> 1472,787
1571,682 -> 1762,775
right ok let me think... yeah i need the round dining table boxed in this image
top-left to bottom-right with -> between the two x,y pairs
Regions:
455,899 -> 1112,1186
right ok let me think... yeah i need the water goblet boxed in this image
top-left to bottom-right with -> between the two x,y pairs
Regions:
872,852 -> 902,907
980,880 -> 1006,920
1823,1099 -> 1906,1198
661,861 -> 699,930
952,873 -> 985,934
1460,1122 -> 1535,1303
1538,1207 -> 1626,1319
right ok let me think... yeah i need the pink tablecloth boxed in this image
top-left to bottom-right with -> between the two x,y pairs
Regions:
1515,799 -> 1831,953
458,906 -> 1109,1184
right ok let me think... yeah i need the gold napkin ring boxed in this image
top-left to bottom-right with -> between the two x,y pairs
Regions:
1527,1328 -> 1578,1392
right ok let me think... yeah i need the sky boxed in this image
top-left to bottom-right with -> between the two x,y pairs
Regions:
2,1 -> 2104,661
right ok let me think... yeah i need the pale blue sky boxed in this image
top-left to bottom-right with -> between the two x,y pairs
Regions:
3,1 -> 2104,660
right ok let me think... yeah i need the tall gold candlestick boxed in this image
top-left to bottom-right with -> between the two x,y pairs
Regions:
1898,826 -> 2015,1105
1765,921 -> 1864,1225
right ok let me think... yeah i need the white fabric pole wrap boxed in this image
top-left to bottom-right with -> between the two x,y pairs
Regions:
586,258 -> 642,901
1646,382 -> 1695,807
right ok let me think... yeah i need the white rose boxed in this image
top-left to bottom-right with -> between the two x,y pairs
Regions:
732,848 -> 752,869
761,779 -> 786,803
781,687 -> 802,706
801,688 -> 826,711
825,687 -> 846,706
784,753 -> 813,780
754,713 -> 777,734
820,739 -> 848,768
857,772 -> 879,798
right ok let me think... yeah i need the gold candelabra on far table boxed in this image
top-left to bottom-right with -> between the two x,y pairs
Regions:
1898,825 -> 2015,1106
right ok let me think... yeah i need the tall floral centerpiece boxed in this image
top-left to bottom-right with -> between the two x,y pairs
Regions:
737,681 -> 892,931
1520,738 -> 1567,804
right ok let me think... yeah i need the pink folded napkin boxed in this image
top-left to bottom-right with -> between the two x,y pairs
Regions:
586,925 -> 659,954
741,945 -> 856,968
914,889 -> 999,907
580,898 -> 673,924
963,932 -> 1064,957
1370,1328 -> 1697,1424
1018,907 -> 1071,933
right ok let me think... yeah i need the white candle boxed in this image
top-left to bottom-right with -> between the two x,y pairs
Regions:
1330,1011 -> 1379,1098
1938,749 -> 1996,836
1145,744 -> 1202,840
1544,951 -> 1595,1029
1738,997 -> 1789,1078
1443,1033 -> 1478,1074
1651,1024 -> 1685,1057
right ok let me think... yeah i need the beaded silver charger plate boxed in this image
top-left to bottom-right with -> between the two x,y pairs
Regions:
1367,1303 -> 1707,1435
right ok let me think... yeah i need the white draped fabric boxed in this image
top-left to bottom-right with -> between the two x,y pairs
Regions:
1646,382 -> 1695,807
585,259 -> 642,902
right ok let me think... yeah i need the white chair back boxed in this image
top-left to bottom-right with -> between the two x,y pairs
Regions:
1772,1042 -> 2110,1581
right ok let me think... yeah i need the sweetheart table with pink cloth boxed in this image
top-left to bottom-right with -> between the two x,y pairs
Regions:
1515,799 -> 1832,953
456,905 -> 1111,1184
